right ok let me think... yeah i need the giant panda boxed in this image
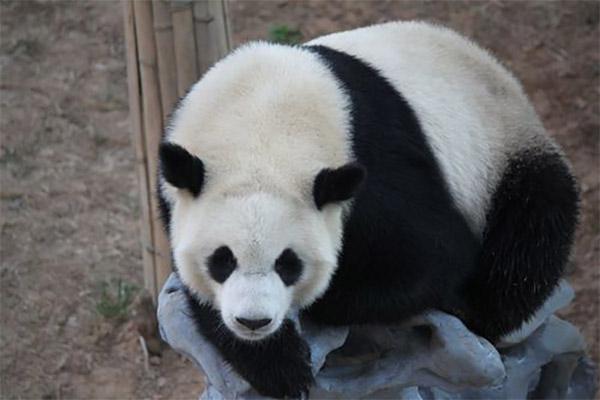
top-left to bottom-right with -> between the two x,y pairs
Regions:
157,21 -> 579,398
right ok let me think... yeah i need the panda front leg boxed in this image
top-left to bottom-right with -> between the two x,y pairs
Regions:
186,294 -> 314,399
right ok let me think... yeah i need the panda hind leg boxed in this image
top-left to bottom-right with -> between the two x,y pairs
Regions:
464,149 -> 579,342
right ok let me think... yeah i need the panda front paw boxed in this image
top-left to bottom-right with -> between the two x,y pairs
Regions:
187,300 -> 314,399
238,320 -> 314,399
250,344 -> 313,399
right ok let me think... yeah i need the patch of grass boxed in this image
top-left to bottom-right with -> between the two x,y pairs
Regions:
92,134 -> 108,147
8,38 -> 43,58
268,24 -> 303,45
95,279 -> 138,319
0,147 -> 35,179
0,147 -> 22,165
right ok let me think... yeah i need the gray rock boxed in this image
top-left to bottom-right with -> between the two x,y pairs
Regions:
158,274 -> 597,399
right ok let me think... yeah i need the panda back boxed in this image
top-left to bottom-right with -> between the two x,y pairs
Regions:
303,44 -> 481,319
309,21 -> 551,235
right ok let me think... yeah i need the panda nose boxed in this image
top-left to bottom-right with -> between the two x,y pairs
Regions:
235,317 -> 272,330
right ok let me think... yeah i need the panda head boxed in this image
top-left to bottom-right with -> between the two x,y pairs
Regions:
159,142 -> 365,341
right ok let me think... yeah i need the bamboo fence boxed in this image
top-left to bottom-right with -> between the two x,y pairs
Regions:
123,0 -> 231,302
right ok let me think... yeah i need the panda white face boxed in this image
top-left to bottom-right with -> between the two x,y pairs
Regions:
171,190 -> 341,341
159,138 -> 365,341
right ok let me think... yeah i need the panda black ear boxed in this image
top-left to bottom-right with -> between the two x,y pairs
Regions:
159,142 -> 205,197
313,163 -> 366,210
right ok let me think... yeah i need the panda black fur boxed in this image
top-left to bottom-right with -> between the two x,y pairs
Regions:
157,22 -> 579,399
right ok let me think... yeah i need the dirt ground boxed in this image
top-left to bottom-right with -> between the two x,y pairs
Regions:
0,1 -> 598,399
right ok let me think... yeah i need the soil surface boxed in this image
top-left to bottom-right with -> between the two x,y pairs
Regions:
1,1 -> 598,399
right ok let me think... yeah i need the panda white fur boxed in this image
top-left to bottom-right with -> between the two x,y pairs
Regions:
157,21 -> 579,398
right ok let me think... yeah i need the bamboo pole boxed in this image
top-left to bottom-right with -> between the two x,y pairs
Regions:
171,1 -> 199,96
133,0 -> 171,301
123,1 -> 157,299
193,0 -> 231,74
152,0 -> 178,120
124,0 -> 231,303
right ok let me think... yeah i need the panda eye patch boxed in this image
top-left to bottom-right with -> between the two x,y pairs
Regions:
207,246 -> 237,283
275,248 -> 303,286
